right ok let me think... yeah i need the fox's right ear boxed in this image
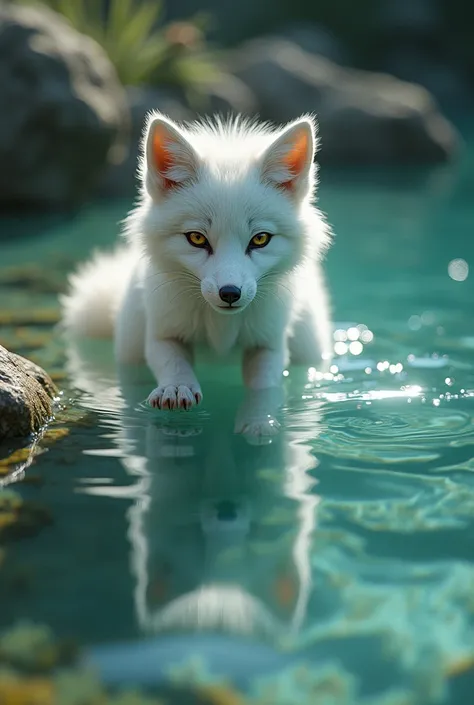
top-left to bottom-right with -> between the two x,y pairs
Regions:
143,114 -> 199,200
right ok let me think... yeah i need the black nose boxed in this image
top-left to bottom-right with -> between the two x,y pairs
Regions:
219,285 -> 241,305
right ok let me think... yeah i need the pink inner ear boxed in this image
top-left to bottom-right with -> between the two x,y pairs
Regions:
281,130 -> 310,189
152,125 -> 177,190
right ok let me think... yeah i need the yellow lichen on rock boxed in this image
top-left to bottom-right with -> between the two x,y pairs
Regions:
198,684 -> 247,705
0,669 -> 53,705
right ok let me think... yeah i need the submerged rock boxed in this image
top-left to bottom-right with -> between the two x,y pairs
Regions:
229,38 -> 460,164
0,346 -> 57,439
0,4 -> 128,209
0,490 -> 52,541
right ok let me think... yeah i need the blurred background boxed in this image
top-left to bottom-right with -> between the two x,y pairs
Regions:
0,0 -> 471,209
2,3 -> 474,704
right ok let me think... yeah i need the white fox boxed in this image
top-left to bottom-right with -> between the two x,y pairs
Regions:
61,113 -> 333,435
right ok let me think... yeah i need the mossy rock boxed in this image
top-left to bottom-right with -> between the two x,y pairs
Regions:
0,491 -> 53,543
0,345 -> 57,439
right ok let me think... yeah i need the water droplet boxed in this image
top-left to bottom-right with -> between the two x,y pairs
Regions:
448,258 -> 469,281
421,310 -> 435,325
408,315 -> 422,331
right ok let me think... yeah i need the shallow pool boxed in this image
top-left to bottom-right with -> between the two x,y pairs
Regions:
1,143 -> 474,704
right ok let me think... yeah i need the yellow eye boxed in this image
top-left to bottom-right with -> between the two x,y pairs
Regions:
249,232 -> 272,249
185,231 -> 209,249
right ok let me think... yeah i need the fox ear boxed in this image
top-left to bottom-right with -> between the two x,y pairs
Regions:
259,117 -> 317,199
144,115 -> 199,200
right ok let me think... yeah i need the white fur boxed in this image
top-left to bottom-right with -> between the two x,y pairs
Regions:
61,113 -> 333,433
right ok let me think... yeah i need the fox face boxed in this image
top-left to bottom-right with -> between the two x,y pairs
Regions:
133,114 -> 325,315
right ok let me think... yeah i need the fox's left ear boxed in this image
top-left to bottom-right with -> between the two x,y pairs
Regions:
259,117 -> 317,199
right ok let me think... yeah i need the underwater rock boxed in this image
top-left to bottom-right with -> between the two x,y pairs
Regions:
229,38 -> 460,164
0,621 -> 246,704
0,4 -> 128,210
0,345 -> 57,439
0,490 -> 53,542
0,309 -> 60,328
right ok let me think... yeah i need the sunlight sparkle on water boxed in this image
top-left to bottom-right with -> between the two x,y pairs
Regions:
360,329 -> 374,343
349,341 -> 363,355
319,385 -> 423,403
332,324 -> 373,357
334,342 -> 348,355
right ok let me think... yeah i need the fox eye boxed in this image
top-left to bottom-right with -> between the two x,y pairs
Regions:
248,232 -> 272,251
185,231 -> 211,251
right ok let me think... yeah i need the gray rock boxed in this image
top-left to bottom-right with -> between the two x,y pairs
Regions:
276,22 -> 350,64
199,73 -> 258,117
0,346 -> 57,439
382,48 -> 473,112
100,76 -> 258,197
0,4 -> 129,209
99,85 -> 192,197
377,0 -> 441,35
229,38 -> 460,164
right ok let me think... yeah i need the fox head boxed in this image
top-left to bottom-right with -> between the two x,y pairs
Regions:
131,113 -> 329,315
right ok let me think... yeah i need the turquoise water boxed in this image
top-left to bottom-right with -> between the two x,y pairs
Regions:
1,145 -> 474,704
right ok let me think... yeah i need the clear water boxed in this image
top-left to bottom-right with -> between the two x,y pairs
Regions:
1,143 -> 474,704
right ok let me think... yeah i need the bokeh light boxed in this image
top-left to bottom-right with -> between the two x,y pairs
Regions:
448,258 -> 469,281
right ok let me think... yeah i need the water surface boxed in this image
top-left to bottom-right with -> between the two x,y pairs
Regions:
1,146 -> 474,704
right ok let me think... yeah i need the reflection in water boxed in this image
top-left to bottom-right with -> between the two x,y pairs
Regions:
65,337 -> 323,645
63,333 -> 474,703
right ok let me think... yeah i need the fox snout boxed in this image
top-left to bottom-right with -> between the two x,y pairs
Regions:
201,276 -> 256,313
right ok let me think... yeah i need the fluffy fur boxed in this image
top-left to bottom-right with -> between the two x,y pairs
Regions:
61,112 -> 333,434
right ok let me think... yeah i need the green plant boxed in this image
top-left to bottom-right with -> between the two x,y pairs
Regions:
12,0 -> 221,90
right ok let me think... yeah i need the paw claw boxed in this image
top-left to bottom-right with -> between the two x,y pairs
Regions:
147,383 -> 203,411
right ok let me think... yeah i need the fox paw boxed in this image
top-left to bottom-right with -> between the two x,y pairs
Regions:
147,384 -> 202,410
234,415 -> 281,444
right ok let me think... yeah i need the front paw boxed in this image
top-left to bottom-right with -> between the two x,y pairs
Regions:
234,415 -> 281,444
234,386 -> 283,442
147,383 -> 202,410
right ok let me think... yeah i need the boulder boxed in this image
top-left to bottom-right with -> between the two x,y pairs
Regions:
100,75 -> 257,197
100,85 -> 192,197
382,48 -> 473,113
228,38 -> 460,164
276,22 -> 350,64
0,346 -> 57,439
0,4 -> 129,209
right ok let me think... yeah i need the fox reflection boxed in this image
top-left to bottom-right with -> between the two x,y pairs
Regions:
65,338 -> 323,642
